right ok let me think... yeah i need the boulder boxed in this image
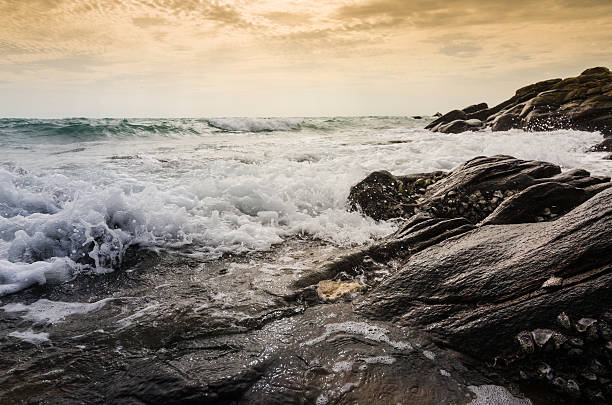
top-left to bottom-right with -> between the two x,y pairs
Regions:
425,109 -> 467,130
438,119 -> 470,133
462,103 -> 488,114
347,170 -> 446,221
342,156 -> 612,403
428,67 -> 612,144
356,186 -> 612,358
480,182 -> 598,225
349,155 -> 610,225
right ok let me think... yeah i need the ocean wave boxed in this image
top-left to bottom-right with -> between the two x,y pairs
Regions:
0,117 -> 308,145
206,117 -> 303,132
0,158 -> 394,296
0,118 -> 207,144
0,118 -> 609,297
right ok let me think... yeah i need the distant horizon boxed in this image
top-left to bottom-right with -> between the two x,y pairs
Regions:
0,113 -> 436,120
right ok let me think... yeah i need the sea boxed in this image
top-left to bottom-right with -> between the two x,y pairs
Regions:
1,116 -> 610,296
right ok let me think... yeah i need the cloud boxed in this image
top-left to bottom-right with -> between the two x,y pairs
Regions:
335,0 -> 612,27
438,42 -> 482,58
0,0 -> 611,116
132,17 -> 168,28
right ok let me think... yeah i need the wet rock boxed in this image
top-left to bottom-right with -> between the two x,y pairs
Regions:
590,138 -> 612,152
293,214 -> 475,289
356,186 -> 612,358
425,109 -> 467,131
351,155 -> 610,225
491,113 -> 522,131
480,182 -> 600,225
438,119 -> 471,134
462,103 -> 489,114
420,155 -> 560,223
428,67 -> 612,147
347,170 -> 446,221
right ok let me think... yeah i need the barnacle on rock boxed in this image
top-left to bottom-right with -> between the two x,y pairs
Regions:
576,318 -> 597,333
532,329 -> 554,347
517,331 -> 535,353
557,312 -> 571,330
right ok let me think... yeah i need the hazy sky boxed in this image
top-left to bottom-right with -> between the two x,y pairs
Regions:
1,0 -> 611,117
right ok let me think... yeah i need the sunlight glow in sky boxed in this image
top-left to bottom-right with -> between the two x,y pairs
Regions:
1,0 -> 611,117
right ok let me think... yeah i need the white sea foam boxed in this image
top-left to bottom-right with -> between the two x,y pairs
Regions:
8,329 -> 50,344
0,117 -> 610,295
362,355 -> 396,364
303,321 -> 412,350
1,298 -> 113,324
468,385 -> 532,405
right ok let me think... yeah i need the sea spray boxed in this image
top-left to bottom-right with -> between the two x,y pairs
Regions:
0,117 -> 610,295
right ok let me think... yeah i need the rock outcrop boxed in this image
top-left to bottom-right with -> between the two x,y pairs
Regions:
347,170 -> 446,220
342,155 -> 612,403
3,154 -> 610,405
348,155 -> 610,224
426,67 -> 612,151
355,187 -> 612,403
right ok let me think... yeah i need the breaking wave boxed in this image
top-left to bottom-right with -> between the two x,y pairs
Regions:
0,117 -> 308,145
0,116 -> 609,296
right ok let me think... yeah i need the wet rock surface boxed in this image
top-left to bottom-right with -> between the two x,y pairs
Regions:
426,67 -> 612,150
0,242 -> 511,405
348,155 -> 610,224
345,157 -> 611,403
2,155 -> 611,404
347,170 -> 447,221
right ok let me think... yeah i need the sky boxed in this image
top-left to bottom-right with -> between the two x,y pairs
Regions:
1,0 -> 611,117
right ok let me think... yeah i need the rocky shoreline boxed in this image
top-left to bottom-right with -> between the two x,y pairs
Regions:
1,152 -> 609,404
425,67 -> 612,155
346,155 -> 611,403
1,71 -> 611,404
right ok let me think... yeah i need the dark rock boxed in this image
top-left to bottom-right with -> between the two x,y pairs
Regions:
438,119 -> 470,134
347,170 -> 446,221
480,181 -> 606,225
350,155 -> 610,225
425,109 -> 467,130
582,67 -> 611,76
420,155 -> 562,223
467,108 -> 494,121
293,214 -> 475,289
590,138 -> 612,152
462,103 -> 488,114
428,67 -> 612,143
356,186 -> 612,360
491,113 -> 522,132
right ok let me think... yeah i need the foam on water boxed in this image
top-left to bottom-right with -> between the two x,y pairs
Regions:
8,329 -> 50,344
1,298 -> 113,324
0,117 -> 610,295
468,385 -> 532,405
303,321 -> 413,350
